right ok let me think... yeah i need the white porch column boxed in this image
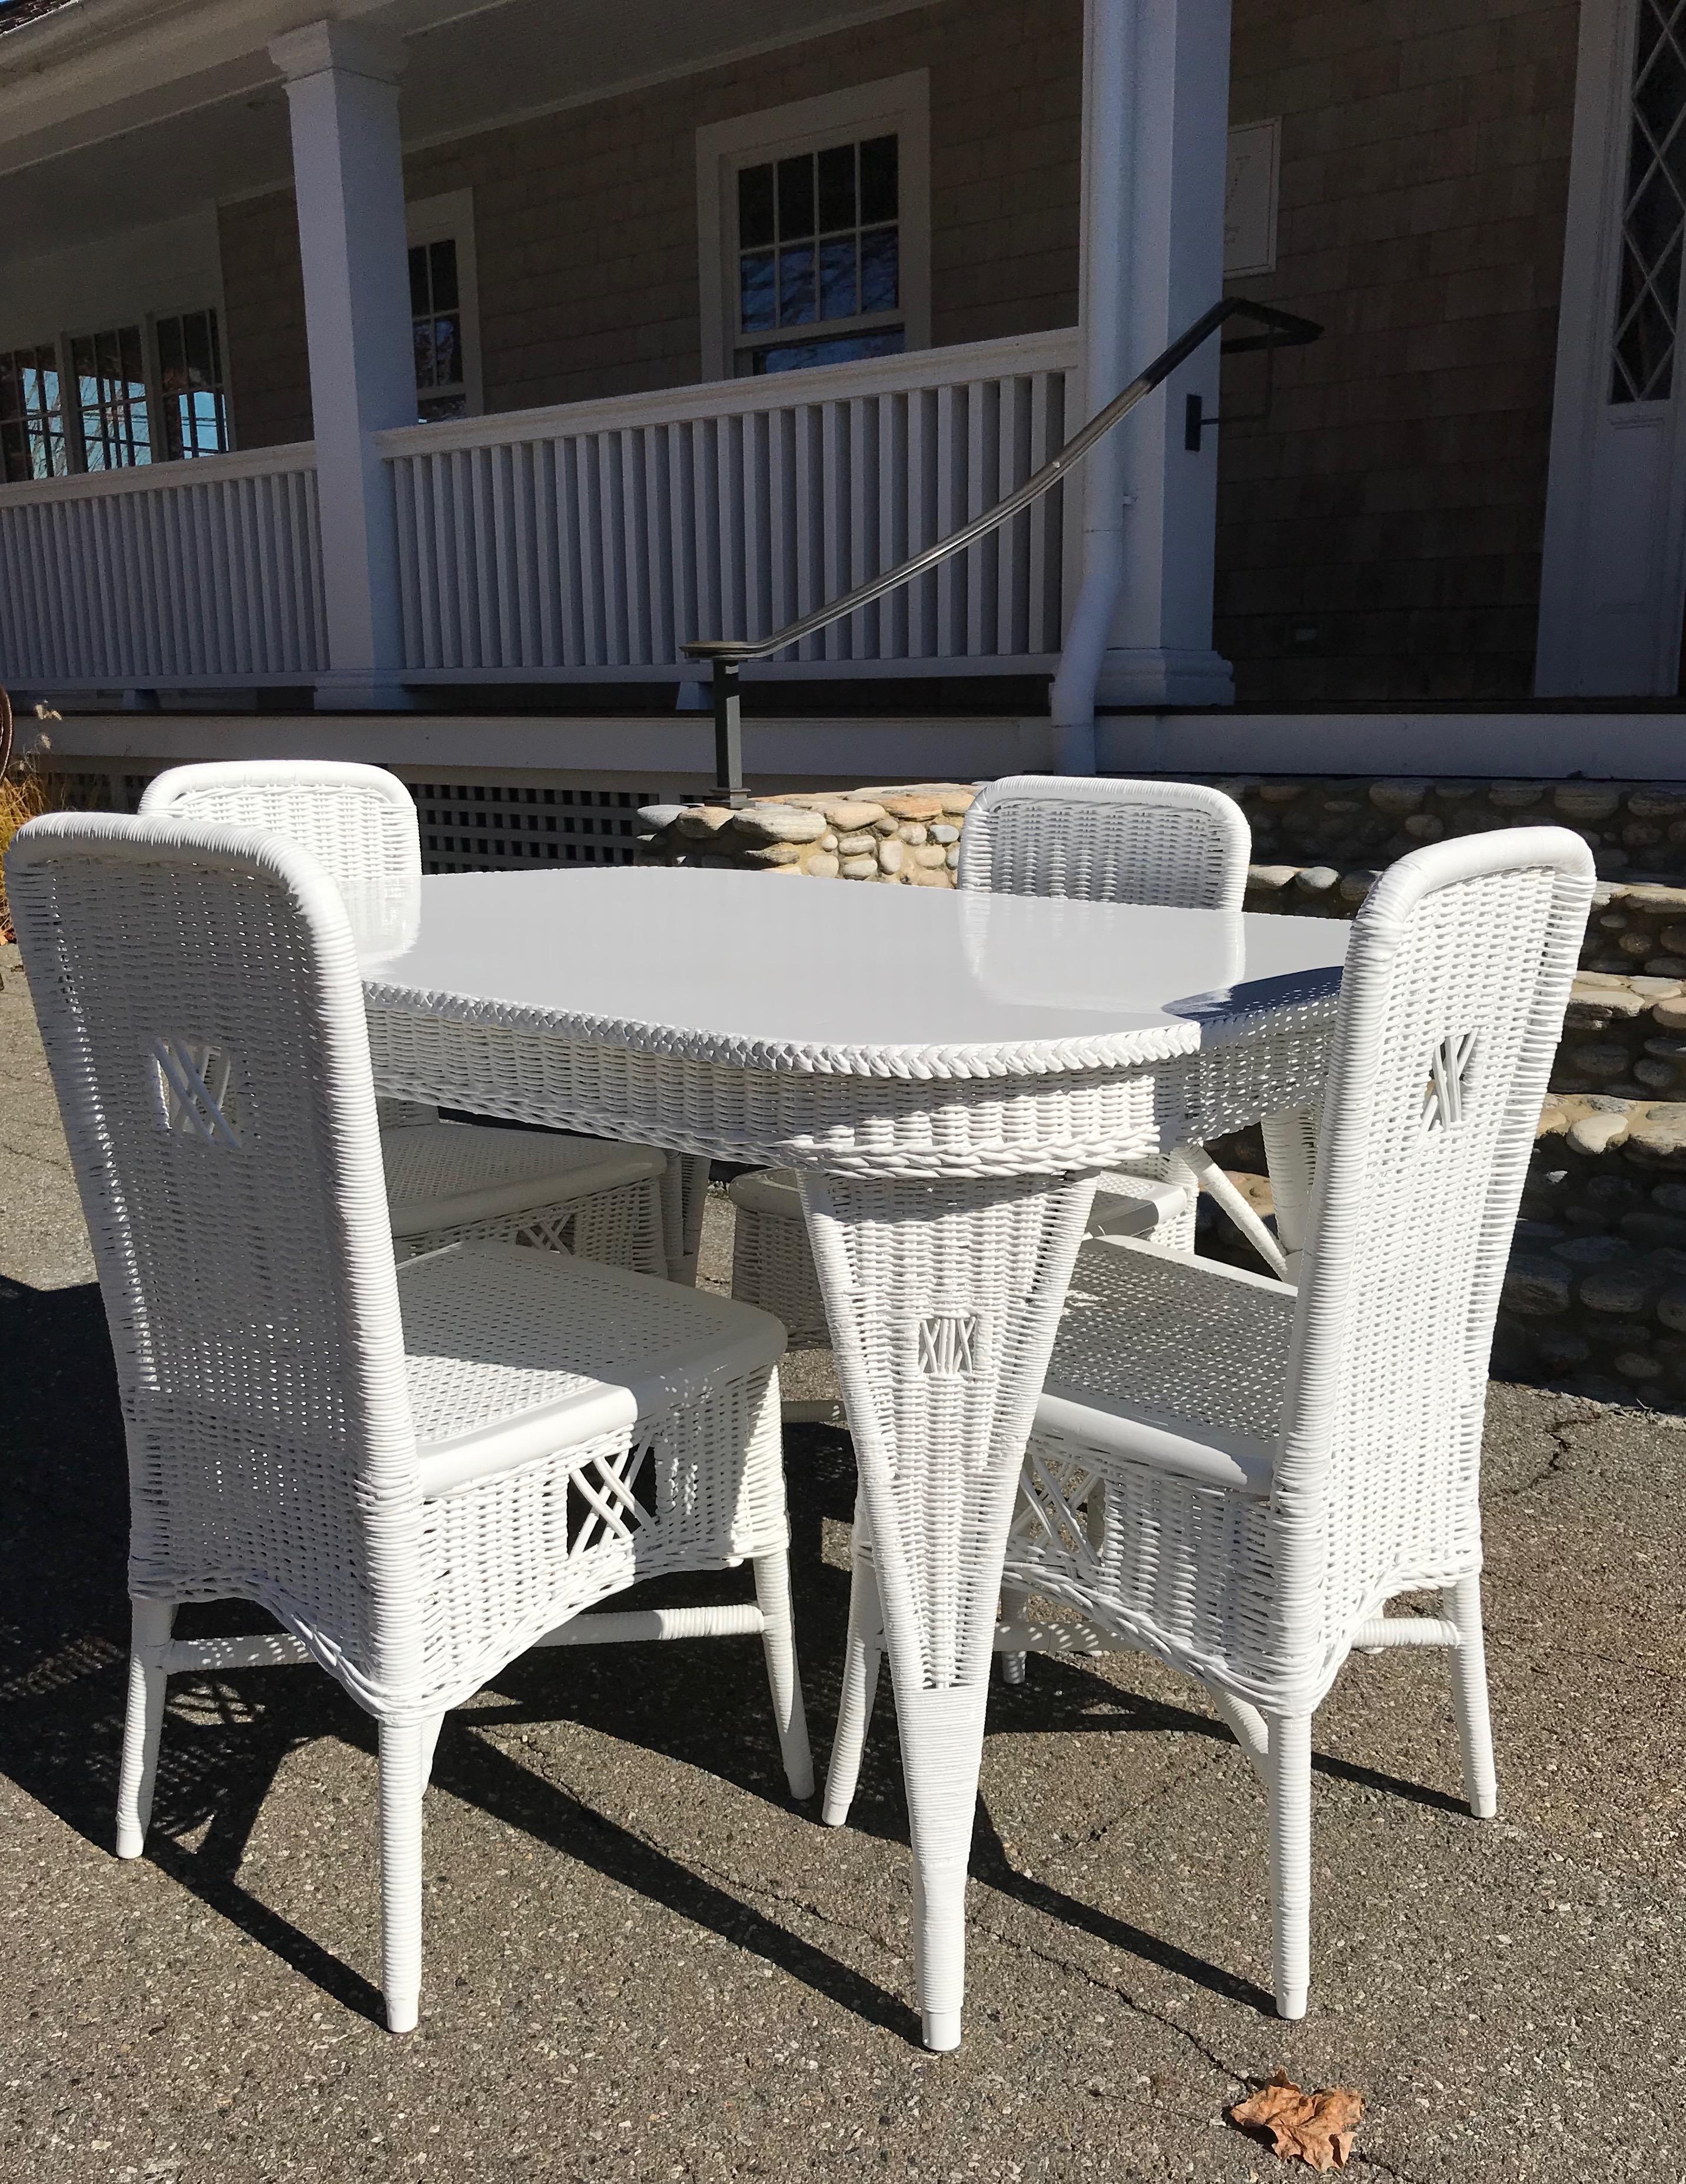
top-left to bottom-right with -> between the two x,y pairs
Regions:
1052,0 -> 1233,765
270,20 -> 414,711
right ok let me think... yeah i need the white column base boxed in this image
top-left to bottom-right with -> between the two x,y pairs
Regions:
313,675 -> 418,713
1095,647 -> 1236,709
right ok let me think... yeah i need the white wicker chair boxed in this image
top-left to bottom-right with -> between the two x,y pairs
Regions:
6,811 -> 812,2034
139,762 -> 673,1278
821,827 -> 1594,2020
727,777 -> 1257,1350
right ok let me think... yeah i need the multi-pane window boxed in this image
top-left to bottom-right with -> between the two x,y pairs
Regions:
411,238 -> 465,421
735,133 -> 902,374
1612,0 -> 1686,401
71,325 -> 151,468
155,310 -> 228,458
0,344 -> 68,482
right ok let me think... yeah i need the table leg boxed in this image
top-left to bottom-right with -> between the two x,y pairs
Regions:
1260,1107 -> 1317,1280
798,1167 -> 1096,2050
660,1153 -> 711,1286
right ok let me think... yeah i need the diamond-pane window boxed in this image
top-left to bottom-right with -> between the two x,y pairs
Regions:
1612,0 -> 1686,402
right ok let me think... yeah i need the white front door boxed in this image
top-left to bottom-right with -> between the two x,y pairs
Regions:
1538,0 -> 1686,696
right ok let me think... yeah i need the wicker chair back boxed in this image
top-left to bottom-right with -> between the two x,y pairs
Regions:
957,774 -> 1250,909
1276,827 -> 1595,1675
7,813 -> 422,1707
141,760 -> 420,961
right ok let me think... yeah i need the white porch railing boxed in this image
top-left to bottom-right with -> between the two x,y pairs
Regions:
0,443 -> 327,686
379,329 -> 1080,679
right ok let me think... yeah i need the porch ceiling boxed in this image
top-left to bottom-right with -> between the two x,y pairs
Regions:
0,0 -> 930,264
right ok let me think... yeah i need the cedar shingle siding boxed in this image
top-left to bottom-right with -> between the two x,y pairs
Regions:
218,0 -> 1080,440
1217,0 -> 1580,702
215,0 -> 1581,703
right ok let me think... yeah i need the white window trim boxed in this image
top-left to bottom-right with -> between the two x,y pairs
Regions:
696,70 -> 931,384
1224,117 -> 1280,280
406,187 -> 484,419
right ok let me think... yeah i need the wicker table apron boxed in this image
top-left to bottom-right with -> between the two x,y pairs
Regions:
362,867 -> 1346,2050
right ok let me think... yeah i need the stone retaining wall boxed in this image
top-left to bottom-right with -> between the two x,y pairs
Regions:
638,785 -> 974,882
1216,775 -> 1686,884
1498,1097 -> 1686,1405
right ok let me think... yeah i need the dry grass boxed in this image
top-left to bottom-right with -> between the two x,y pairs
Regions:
0,755 -> 74,942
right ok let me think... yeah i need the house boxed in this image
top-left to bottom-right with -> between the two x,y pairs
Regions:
0,0 -> 1680,851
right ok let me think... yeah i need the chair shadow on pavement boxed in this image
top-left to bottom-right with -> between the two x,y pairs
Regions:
0,1294 -> 1455,2035
0,1289 -> 910,2033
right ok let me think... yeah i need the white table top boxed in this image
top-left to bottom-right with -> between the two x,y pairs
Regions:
363,869 -> 1347,1081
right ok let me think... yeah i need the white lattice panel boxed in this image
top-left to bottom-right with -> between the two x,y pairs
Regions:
406,778 -> 646,874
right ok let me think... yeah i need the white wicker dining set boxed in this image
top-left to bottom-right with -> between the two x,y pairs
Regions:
6,759 -> 1592,2052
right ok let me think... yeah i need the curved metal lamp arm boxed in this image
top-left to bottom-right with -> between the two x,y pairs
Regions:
681,296 -> 1322,802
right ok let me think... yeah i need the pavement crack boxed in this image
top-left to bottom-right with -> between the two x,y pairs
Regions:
513,1750 -> 910,1959
0,1131 -> 76,1179
1353,2150 -> 1441,2184
968,1910 -> 1250,2083
1492,1415 -> 1577,1499
1078,1738 -> 1239,1853
676,1847 -> 909,1960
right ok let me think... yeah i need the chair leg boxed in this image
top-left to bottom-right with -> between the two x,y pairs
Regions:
821,1552 -> 883,1827
377,1720 -> 427,2034
115,1599 -> 174,1860
419,1711 -> 446,1793
1445,1574 -> 1498,1820
1266,1710 -> 1313,2021
998,1585 -> 1030,1685
752,1548 -> 815,1801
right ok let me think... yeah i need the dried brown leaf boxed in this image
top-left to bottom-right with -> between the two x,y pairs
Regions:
1229,2070 -> 1362,2172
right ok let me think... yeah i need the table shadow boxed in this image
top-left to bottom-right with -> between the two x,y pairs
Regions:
0,1288 -> 1460,2040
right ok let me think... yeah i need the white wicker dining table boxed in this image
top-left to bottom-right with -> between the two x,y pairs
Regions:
359,864 -> 1348,2050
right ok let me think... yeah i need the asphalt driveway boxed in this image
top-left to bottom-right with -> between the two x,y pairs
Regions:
1,940 -> 1681,2183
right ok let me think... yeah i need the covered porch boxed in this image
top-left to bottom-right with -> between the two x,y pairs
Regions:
0,0 -> 1241,738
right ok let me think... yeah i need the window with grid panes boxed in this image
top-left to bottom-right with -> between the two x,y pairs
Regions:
734,132 -> 902,374
155,310 -> 229,457
411,238 -> 466,421
1612,0 -> 1686,401
0,344 -> 68,482
408,782 -> 644,874
71,325 -> 151,468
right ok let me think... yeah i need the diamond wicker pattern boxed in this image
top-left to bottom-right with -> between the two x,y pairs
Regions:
998,831 -> 1596,2020
6,813 -> 811,2036
138,761 -> 671,1278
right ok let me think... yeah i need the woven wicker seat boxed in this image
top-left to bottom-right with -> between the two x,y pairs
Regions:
139,761 -> 672,1279
382,1120 -> 666,1262
6,812 -> 812,2035
821,828 -> 1595,2023
1039,1238 -> 1289,1489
